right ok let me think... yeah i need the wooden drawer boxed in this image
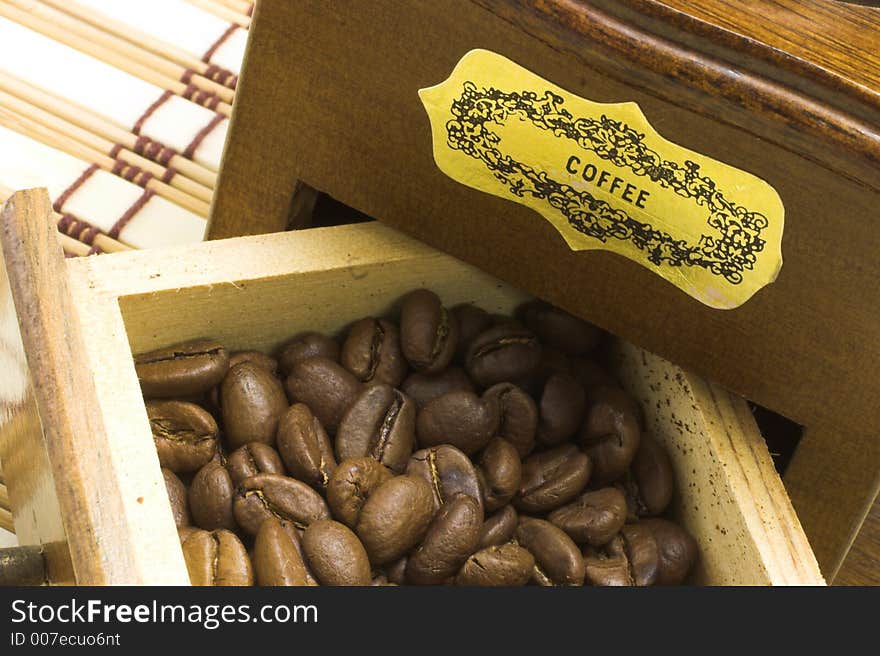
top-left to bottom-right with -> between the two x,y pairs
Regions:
0,189 -> 822,584
210,0 -> 880,581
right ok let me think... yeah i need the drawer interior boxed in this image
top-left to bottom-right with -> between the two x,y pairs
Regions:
78,221 -> 821,585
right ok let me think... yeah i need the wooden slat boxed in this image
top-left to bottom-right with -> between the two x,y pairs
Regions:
0,189 -> 184,584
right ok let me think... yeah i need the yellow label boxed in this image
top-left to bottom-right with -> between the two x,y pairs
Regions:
419,49 -> 784,309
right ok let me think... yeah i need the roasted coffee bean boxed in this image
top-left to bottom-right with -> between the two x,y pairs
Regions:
135,339 -> 229,399
579,386 -> 642,486
465,324 -> 541,388
162,468 -> 190,527
455,544 -> 534,586
182,529 -> 252,586
355,475 -> 435,565
399,289 -> 458,374
482,383 -> 537,457
277,520 -> 320,586
516,347 -> 572,397
621,523 -> 660,586
229,350 -> 279,375
518,301 -> 601,355
547,487 -> 627,546
221,362 -> 289,449
478,505 -> 518,548
226,442 -> 285,487
189,460 -> 236,531
371,575 -> 396,586
514,444 -> 591,514
341,318 -> 407,387
385,557 -> 408,585
302,519 -> 372,586
147,400 -> 218,473
583,535 -> 633,586
253,518 -> 310,586
279,332 -> 340,376
284,357 -> 361,433
406,494 -> 483,585
641,518 -> 698,585
477,437 -> 521,512
406,445 -> 483,512
416,390 -> 499,455
516,516 -> 585,586
537,373 -> 586,446
178,525 -> 199,543
233,473 -> 330,536
627,433 -> 674,516
277,404 -> 337,488
451,303 -> 492,362
401,367 -> 475,409
336,385 -> 415,473
326,457 -> 393,528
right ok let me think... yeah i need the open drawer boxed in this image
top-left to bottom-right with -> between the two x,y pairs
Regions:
0,189 -> 822,584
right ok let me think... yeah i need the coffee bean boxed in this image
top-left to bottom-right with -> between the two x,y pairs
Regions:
401,367 -> 475,409
627,433 -> 674,516
135,339 -> 229,399
221,362 -> 289,449
515,346 -> 572,397
416,390 -> 499,455
189,460 -> 236,531
253,518 -> 310,586
621,523 -> 660,586
514,444 -> 591,513
178,526 -> 199,543
147,400 -> 218,473
399,289 -> 458,374
517,301 -> 601,355
228,350 -> 279,376
182,529 -> 252,586
516,516 -> 585,586
451,303 -> 492,362
641,518 -> 698,585
406,445 -> 483,512
583,534 -> 633,586
233,473 -> 330,536
547,487 -> 628,546
579,386 -> 642,486
406,494 -> 483,585
465,325 -> 541,388
277,403 -> 337,488
226,442 -> 285,487
537,373 -> 586,446
482,383 -> 537,457
326,457 -> 393,528
302,519 -> 372,586
277,520 -> 320,586
336,385 -> 415,473
455,544 -> 534,586
284,357 -> 361,434
478,505 -> 519,548
341,318 -> 407,387
355,475 -> 435,565
279,332 -> 340,376
477,437 -> 521,512
162,468 -> 189,527
385,557 -> 408,585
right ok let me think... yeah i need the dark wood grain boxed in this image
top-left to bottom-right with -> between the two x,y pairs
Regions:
216,0 -> 880,579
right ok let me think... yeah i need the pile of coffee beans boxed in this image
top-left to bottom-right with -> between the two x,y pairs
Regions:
137,290 -> 698,586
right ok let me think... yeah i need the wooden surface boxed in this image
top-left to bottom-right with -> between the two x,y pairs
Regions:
65,220 -> 821,584
835,498 -> 880,585
612,341 -> 823,585
0,189 -> 185,584
217,0 -> 880,579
